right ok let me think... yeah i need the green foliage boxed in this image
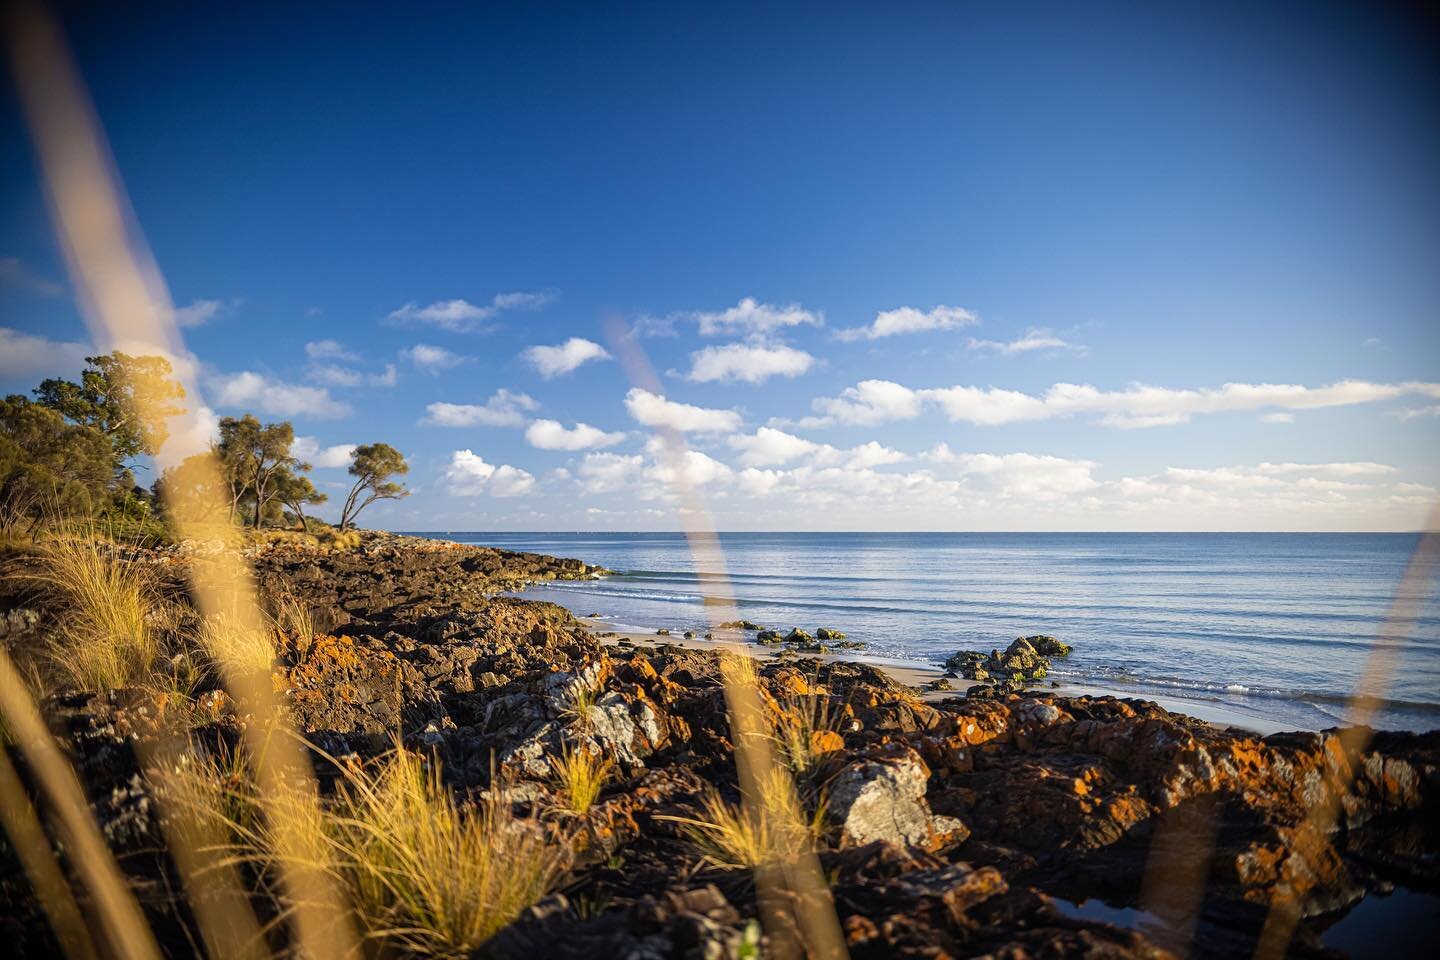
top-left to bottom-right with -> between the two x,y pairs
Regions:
217,415 -> 298,528
339,442 -> 409,529
34,352 -> 186,468
271,463 -> 327,531
0,394 -> 115,532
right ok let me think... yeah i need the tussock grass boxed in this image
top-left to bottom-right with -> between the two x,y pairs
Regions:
664,768 -> 824,870
548,742 -> 614,814
196,614 -> 275,679
773,690 -> 845,779
164,744 -> 568,957
265,593 -> 314,646
25,534 -> 163,690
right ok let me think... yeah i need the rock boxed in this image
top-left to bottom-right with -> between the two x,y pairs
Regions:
816,627 -> 847,640
827,747 -> 942,849
783,627 -> 814,644
926,678 -> 954,691
755,629 -> 782,644
655,628 -> 671,636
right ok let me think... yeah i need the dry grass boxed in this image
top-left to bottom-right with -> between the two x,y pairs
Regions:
663,768 -> 824,870
773,689 -> 845,779
548,742 -> 614,814
196,614 -> 275,679
24,534 -> 163,690
163,743 -> 568,958
265,593 -> 315,646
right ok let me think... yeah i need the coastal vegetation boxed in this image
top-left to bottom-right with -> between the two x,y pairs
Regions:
2,352 -> 410,544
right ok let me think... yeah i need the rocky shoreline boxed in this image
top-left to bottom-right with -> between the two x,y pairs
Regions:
2,532 -> 1437,958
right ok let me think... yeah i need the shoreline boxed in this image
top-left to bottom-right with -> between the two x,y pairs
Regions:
580,617 -> 1291,735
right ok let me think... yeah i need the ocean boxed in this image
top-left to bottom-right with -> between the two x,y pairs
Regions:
406,531 -> 1440,733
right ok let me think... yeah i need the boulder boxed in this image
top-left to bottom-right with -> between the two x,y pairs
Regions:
827,747 -> 944,849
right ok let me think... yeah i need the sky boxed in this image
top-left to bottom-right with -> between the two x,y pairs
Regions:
2,0 -> 1438,531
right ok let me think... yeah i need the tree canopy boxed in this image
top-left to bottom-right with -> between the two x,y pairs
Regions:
339,443 -> 409,529
34,352 -> 186,470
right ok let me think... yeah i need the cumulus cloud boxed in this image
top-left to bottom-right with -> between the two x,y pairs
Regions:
687,342 -> 816,384
524,419 -> 625,451
292,436 -> 357,468
442,449 -> 535,497
796,379 -> 924,427
797,378 -> 1440,428
967,328 -> 1080,355
210,371 -> 351,418
306,340 -> 358,362
387,291 -> 553,333
522,337 -> 611,378
578,452 -> 645,493
160,405 -> 221,462
836,305 -> 977,341
1392,405 -> 1440,421
421,389 -> 538,427
0,326 -> 91,379
726,427 -> 904,469
688,297 -> 823,336
624,388 -> 742,433
403,343 -> 465,372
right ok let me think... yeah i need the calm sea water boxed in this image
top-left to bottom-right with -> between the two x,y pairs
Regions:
405,532 -> 1440,733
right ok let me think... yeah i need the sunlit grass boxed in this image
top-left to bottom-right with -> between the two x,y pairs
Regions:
25,533 -> 163,690
163,743 -> 569,957
196,614 -> 275,679
663,768 -> 824,870
548,742 -> 614,814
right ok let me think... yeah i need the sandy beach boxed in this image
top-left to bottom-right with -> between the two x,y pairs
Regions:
582,617 -> 1290,735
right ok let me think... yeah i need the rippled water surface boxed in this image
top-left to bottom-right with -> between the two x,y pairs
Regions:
407,532 -> 1440,732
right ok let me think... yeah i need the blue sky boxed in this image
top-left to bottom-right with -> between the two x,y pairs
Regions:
2,1 -> 1437,530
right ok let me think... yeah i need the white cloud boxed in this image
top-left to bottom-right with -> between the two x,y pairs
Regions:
728,427 -> 825,466
690,297 -> 823,336
403,343 -> 465,372
1261,412 -> 1295,424
845,440 -> 908,468
522,337 -> 611,378
370,363 -> 398,387
172,299 -> 227,328
421,389 -> 538,427
0,257 -> 63,297
442,449 -> 536,497
799,378 -> 1440,428
310,364 -> 364,387
644,446 -> 734,488
306,340 -> 358,362
160,405 -> 220,463
0,326 -> 91,379
726,427 -> 904,469
292,436 -> 357,468
387,291 -> 553,333
1392,405 -> 1440,421
624,388 -> 742,433
524,419 -> 625,451
210,371 -> 351,419
1252,461 -> 1396,478
578,452 -> 645,493
836,304 -> 977,341
687,342 -> 816,383
798,379 -> 924,426
967,328 -> 1079,355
